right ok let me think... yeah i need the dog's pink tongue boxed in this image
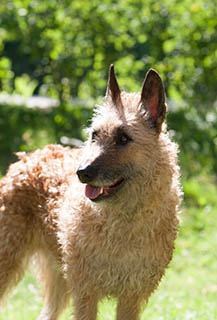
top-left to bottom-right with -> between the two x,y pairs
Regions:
85,185 -> 101,199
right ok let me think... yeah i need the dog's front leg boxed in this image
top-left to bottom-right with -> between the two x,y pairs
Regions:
73,292 -> 98,320
116,294 -> 141,320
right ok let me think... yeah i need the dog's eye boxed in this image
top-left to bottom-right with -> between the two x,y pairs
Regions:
91,131 -> 98,141
116,132 -> 131,146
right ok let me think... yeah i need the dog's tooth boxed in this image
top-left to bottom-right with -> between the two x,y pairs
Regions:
100,187 -> 104,194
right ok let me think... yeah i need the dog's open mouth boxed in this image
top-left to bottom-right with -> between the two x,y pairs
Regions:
85,178 -> 125,201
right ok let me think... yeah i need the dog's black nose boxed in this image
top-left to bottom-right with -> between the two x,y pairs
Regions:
76,165 -> 98,184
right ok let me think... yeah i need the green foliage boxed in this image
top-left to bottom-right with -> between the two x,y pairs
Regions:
167,107 -> 217,176
1,0 -> 216,102
14,74 -> 38,97
0,0 -> 216,177
0,103 -> 91,175
0,57 -> 13,92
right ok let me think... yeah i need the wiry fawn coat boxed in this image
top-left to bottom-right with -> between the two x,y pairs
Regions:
0,66 -> 182,320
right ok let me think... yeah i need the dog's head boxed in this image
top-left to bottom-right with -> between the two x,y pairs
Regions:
77,65 -> 167,203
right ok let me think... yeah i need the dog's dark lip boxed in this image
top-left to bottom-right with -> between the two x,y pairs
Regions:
88,178 -> 125,202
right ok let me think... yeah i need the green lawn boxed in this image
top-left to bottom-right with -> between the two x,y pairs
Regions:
1,177 -> 217,320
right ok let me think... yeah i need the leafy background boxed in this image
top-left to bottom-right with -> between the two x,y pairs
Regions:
0,0 -> 216,319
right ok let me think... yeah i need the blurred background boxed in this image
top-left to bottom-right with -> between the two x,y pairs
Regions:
0,0 -> 216,319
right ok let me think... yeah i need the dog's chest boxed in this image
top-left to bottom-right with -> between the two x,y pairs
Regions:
70,212 -> 158,294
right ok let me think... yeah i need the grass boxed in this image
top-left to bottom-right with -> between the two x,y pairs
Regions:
1,176 -> 217,319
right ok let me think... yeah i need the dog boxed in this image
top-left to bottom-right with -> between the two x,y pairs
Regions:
0,65 -> 182,320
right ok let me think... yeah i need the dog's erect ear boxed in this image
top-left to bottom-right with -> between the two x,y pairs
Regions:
140,69 -> 166,132
106,64 -> 123,110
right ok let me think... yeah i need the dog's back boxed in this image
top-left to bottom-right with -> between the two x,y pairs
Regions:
0,66 -> 182,320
